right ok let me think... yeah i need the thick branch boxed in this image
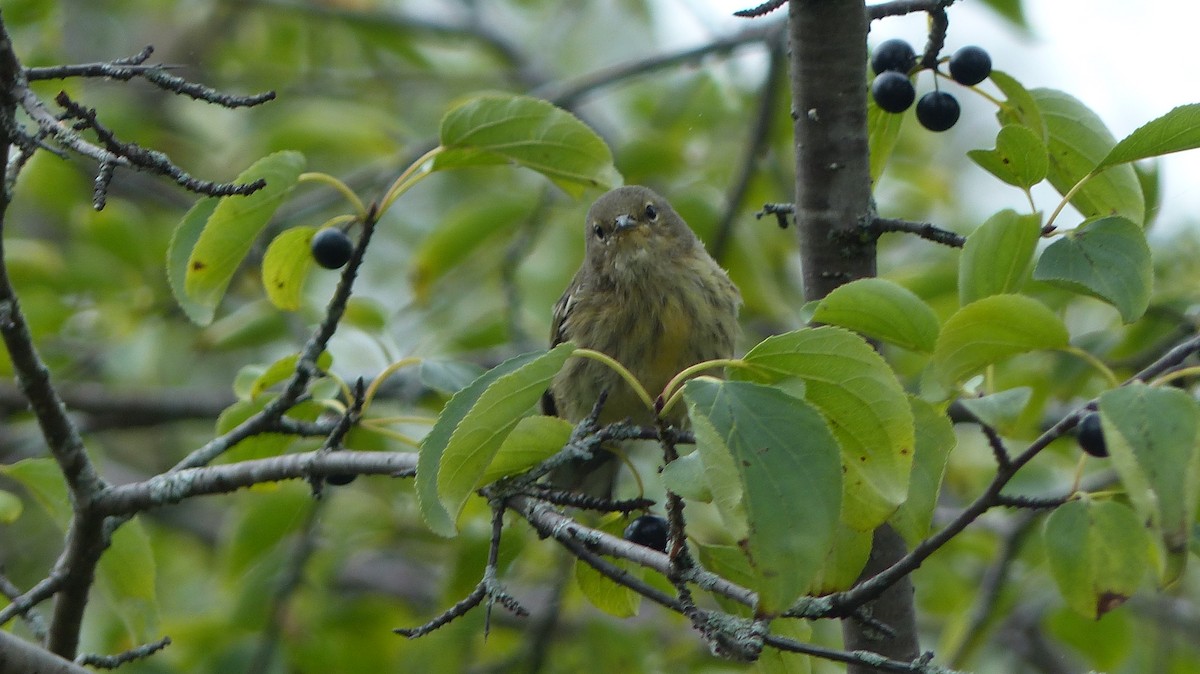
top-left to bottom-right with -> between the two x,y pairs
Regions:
95,450 -> 417,516
0,629 -> 93,674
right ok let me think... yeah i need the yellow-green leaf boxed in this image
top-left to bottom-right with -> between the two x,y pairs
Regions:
181,151 -> 306,324
262,226 -> 317,311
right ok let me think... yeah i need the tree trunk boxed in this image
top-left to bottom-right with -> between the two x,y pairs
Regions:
786,1 -> 919,669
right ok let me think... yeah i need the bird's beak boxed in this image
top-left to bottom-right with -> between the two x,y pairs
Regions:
614,214 -> 637,231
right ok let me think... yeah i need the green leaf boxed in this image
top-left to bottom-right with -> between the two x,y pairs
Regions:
435,94 -> 621,197
478,415 -> 572,484
1098,103 -> 1200,170
957,387 -> 1032,433
0,458 -> 69,528
868,95 -> 905,184
0,489 -> 23,523
166,197 -> 219,324
262,226 -> 317,311
96,518 -> 158,641
688,405 -> 747,540
991,71 -> 1045,141
958,210 -> 1042,306
1031,89 -> 1144,225
417,353 -> 547,536
410,194 -> 536,303
736,327 -> 915,531
811,278 -> 939,352
419,345 -> 575,537
1033,216 -> 1152,323
933,294 -> 1069,386
889,398 -> 956,546
1099,383 -> 1200,584
660,450 -> 713,503
1044,498 -> 1149,619
181,151 -> 306,324
249,351 -> 334,399
684,379 -> 842,616
967,125 -> 1048,189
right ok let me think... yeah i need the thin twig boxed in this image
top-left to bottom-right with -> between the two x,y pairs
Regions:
872,217 -> 966,247
0,572 -> 48,640
867,0 -> 960,21
76,636 -> 172,669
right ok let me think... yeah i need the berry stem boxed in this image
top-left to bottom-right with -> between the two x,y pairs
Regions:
299,172 -> 366,218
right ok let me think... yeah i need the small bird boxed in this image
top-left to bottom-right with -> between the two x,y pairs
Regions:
543,185 -> 741,493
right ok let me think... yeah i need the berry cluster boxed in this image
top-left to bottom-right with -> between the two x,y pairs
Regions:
870,40 -> 992,132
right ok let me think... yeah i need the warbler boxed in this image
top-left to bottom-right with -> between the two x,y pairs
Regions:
543,185 -> 741,493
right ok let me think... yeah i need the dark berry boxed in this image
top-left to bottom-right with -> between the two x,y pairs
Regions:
325,473 -> 358,485
1077,413 -> 1108,458
949,46 -> 992,86
623,514 -> 669,552
311,228 -> 354,269
871,72 -> 916,114
916,91 -> 961,131
871,39 -> 917,75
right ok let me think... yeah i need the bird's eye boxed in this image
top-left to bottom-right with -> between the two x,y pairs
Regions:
593,224 -> 605,239
644,203 -> 658,221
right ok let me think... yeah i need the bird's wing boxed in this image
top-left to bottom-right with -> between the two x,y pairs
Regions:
541,275 -> 580,417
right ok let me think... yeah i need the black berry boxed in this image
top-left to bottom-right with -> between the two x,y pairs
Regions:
326,473 -> 358,485
871,39 -> 917,75
949,46 -> 992,86
623,514 -> 669,552
1077,413 -> 1108,458
311,228 -> 354,269
916,91 -> 960,131
871,72 -> 916,114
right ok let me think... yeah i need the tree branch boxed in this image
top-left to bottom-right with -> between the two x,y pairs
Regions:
94,450 -> 417,516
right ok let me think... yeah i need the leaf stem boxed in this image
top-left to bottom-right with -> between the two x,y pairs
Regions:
1062,346 -> 1119,388
379,146 -> 444,214
658,358 -> 756,417
1148,364 -> 1200,387
571,349 -> 655,415
1043,170 -> 1096,233
361,357 -> 423,411
299,172 -> 366,218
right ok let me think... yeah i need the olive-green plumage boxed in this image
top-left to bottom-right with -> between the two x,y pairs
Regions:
544,185 -> 741,492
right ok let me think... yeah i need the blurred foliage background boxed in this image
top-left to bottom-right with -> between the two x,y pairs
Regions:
1,1 -> 1199,673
